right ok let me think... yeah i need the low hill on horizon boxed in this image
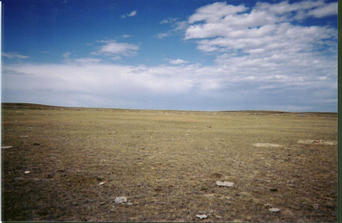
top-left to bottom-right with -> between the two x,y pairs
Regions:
1,102 -> 337,115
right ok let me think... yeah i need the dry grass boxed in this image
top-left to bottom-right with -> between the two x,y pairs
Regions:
1,103 -> 338,222
252,143 -> 284,148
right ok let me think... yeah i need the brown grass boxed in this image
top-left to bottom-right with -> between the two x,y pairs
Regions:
1,103 -> 338,222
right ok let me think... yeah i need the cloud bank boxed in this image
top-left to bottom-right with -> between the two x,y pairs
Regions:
3,52 -> 29,59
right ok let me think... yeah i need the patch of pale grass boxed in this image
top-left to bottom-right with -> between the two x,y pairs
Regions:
253,143 -> 283,148
297,139 -> 337,145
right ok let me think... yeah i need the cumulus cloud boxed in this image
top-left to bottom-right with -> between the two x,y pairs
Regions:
188,2 -> 247,24
307,2 -> 338,18
121,10 -> 137,18
96,40 -> 139,56
3,52 -> 29,59
183,0 -> 336,111
185,1 -> 337,43
184,1 -> 337,86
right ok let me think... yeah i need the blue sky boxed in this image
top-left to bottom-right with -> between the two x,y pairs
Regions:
1,0 -> 338,111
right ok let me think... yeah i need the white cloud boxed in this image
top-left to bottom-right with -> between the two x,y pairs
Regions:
121,10 -> 137,18
307,2 -> 338,18
188,2 -> 247,24
158,18 -> 189,39
185,0 -> 336,41
2,59 -> 336,111
122,34 -> 131,38
184,1 -> 337,77
174,21 -> 188,31
128,10 -> 137,17
3,52 -> 29,59
3,63 -> 196,96
181,0 -> 336,111
255,0 -> 325,16
169,58 -> 188,65
156,32 -> 168,39
96,40 -> 139,56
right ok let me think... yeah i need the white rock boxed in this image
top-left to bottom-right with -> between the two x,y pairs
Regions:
115,196 -> 127,204
24,170 -> 30,174
269,208 -> 280,213
1,146 -> 13,149
98,181 -> 105,186
196,214 -> 208,219
216,181 -> 234,187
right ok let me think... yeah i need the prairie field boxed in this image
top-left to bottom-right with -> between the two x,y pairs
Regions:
1,103 -> 338,222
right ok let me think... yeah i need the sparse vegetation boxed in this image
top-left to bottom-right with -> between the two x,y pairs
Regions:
1,103 -> 337,222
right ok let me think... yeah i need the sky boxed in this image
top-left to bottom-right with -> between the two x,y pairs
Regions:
1,0 -> 338,112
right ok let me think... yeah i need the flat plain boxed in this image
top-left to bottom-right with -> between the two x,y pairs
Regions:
1,103 -> 338,222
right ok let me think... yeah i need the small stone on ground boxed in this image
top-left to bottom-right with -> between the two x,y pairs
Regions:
24,170 -> 31,174
216,181 -> 234,187
196,214 -> 208,219
269,208 -> 280,213
114,196 -> 127,204
1,146 -> 13,149
98,181 -> 105,186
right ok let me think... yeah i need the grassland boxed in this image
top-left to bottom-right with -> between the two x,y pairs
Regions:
1,103 -> 338,222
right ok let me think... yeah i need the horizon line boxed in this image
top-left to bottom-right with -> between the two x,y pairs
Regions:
1,102 -> 338,114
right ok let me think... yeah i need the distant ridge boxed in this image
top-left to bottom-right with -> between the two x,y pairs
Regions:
1,102 -> 337,115
2,102 -> 66,110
